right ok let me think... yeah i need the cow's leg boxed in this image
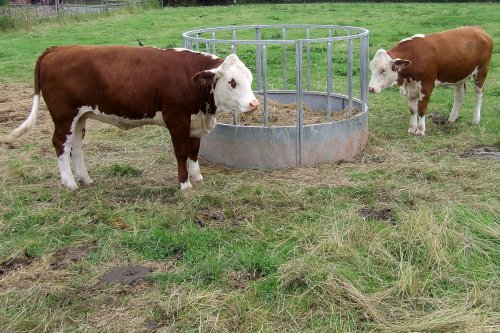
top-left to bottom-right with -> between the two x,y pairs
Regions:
407,98 -> 418,134
71,116 -> 93,186
448,82 -> 466,123
53,121 -> 78,191
188,137 -> 203,183
415,85 -> 433,136
166,119 -> 192,190
472,63 -> 489,125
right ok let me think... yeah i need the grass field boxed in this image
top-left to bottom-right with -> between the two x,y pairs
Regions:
1,2 -> 499,332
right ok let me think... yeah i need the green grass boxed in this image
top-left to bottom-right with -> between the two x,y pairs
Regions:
1,2 -> 499,332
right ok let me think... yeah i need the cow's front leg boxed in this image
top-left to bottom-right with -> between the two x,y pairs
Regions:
415,86 -> 433,136
407,98 -> 418,134
448,82 -> 466,123
188,137 -> 203,183
167,120 -> 192,190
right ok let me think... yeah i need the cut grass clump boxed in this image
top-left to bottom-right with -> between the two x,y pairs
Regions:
109,163 -> 143,178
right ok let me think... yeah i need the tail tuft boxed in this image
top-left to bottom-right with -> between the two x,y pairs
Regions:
2,94 -> 41,144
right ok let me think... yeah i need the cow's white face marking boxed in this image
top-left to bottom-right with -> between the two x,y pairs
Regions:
190,111 -> 216,138
368,49 -> 400,93
211,54 -> 258,114
401,34 -> 425,42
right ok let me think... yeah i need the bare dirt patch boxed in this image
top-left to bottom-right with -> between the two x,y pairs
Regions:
50,243 -> 98,270
429,112 -> 448,126
0,253 -> 35,276
460,146 -> 500,159
217,96 -> 360,126
100,266 -> 153,285
227,269 -> 262,289
358,207 -> 397,225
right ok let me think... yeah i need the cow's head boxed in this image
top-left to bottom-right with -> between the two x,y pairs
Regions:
193,54 -> 259,113
368,49 -> 411,93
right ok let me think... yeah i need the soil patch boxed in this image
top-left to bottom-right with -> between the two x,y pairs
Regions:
358,207 -> 397,225
50,243 -> 98,269
227,270 -> 262,289
460,146 -> 500,159
0,253 -> 35,276
100,266 -> 153,285
217,96 -> 360,126
429,112 -> 448,126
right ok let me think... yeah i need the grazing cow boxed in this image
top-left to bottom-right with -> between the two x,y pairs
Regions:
3,46 -> 259,190
368,26 -> 493,135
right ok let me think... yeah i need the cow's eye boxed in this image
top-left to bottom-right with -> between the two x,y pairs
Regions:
229,79 -> 237,89
380,68 -> 386,74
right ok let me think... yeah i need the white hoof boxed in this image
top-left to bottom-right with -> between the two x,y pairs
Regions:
448,116 -> 457,123
180,180 -> 193,191
191,174 -> 204,183
471,119 -> 480,125
415,129 -> 425,136
62,180 -> 78,191
79,177 -> 94,187
408,127 -> 417,134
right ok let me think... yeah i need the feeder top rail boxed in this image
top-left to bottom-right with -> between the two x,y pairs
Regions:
183,24 -> 369,45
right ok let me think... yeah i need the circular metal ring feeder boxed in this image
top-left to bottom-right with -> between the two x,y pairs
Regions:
183,24 -> 370,169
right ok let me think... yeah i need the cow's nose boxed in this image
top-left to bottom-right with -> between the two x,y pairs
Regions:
249,99 -> 259,111
368,87 -> 375,93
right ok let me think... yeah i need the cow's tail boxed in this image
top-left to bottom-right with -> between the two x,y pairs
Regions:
2,48 -> 49,144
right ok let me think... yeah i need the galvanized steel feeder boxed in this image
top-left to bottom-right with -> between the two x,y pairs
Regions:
183,24 -> 370,169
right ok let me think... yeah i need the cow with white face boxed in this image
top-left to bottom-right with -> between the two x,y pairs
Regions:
369,26 -> 493,135
3,46 -> 259,190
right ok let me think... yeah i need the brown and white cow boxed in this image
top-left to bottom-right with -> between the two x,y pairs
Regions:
368,26 -> 493,135
3,46 -> 259,190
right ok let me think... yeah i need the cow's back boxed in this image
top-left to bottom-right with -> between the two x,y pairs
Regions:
388,26 -> 493,84
39,46 -> 222,120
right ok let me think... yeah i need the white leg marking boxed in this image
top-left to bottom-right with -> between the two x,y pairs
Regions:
58,142 -> 77,191
416,115 -> 426,136
180,180 -> 193,191
71,117 -> 93,186
448,83 -> 465,123
472,85 -> 482,125
407,99 -> 418,134
188,158 -> 203,182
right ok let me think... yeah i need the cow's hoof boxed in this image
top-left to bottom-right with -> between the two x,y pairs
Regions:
415,129 -> 426,136
62,181 -> 78,191
191,174 -> 204,183
448,117 -> 457,123
180,180 -> 193,191
471,120 -> 480,125
79,178 -> 94,187
408,128 -> 417,134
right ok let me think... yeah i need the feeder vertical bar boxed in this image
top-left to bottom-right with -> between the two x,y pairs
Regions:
306,27 -> 311,91
183,38 -> 187,49
231,29 -> 237,54
359,36 -> 366,113
296,40 -> 304,166
195,33 -> 200,51
263,44 -> 268,126
347,38 -> 353,114
362,35 -> 369,112
206,42 -> 210,53
326,41 -> 333,121
256,27 -> 262,91
211,31 -> 216,54
282,27 -> 287,90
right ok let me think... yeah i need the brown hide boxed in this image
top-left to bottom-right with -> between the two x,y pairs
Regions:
388,26 -> 493,86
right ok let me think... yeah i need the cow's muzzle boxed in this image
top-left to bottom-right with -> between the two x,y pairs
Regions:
248,99 -> 259,112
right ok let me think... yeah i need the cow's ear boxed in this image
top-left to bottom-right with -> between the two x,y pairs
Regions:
393,58 -> 411,71
193,70 -> 216,87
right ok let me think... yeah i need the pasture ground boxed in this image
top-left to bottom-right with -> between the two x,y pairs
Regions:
0,3 -> 499,332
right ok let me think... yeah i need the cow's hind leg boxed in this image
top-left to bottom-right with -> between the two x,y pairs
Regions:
188,137 -> 203,183
53,121 -> 78,191
166,119 -> 192,190
71,116 -> 93,186
448,82 -> 466,123
407,98 -> 418,134
472,63 -> 490,125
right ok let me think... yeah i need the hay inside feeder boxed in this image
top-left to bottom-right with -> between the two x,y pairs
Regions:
217,96 -> 360,126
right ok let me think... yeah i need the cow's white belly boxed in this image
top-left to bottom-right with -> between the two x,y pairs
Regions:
81,107 -> 166,129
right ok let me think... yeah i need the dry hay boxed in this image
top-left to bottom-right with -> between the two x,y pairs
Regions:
217,96 -> 361,126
